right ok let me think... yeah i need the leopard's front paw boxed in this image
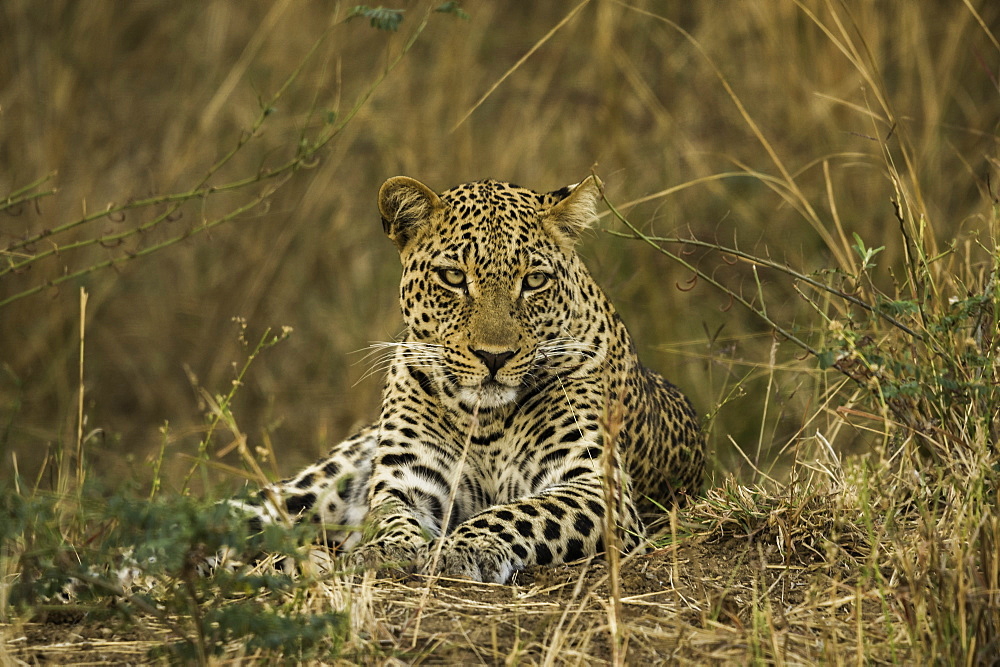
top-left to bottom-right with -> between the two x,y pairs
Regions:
349,538 -> 428,577
424,536 -> 523,584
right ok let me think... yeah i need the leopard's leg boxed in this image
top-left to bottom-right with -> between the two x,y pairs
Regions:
230,424 -> 377,551
348,380 -> 648,581
352,431 -> 644,583
429,470 -> 645,583
347,436 -> 455,574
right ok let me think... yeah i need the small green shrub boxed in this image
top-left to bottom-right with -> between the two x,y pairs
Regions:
2,483 -> 348,661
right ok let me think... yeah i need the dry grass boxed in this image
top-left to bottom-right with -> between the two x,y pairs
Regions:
2,0 -> 999,663
5,444 -> 982,664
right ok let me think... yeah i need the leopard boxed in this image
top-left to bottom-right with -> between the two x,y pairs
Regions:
237,174 -> 704,584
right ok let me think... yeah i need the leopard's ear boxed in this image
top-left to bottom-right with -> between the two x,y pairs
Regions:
378,176 -> 443,251
541,175 -> 603,241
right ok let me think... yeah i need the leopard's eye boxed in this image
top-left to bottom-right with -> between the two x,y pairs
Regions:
522,272 -> 550,291
437,268 -> 467,289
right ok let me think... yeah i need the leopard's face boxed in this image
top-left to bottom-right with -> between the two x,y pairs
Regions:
380,178 -> 604,410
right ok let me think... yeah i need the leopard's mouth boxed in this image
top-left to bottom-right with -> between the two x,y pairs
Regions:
455,377 -> 520,410
438,363 -> 525,409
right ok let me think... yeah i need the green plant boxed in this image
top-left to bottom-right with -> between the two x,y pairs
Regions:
2,483 -> 348,662
1,313 -> 351,662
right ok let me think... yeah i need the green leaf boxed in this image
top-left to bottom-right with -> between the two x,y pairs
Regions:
850,232 -> 885,269
851,232 -> 867,256
347,6 -> 404,32
435,1 -> 470,19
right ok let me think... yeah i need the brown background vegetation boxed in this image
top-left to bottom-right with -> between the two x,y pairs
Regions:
1,0 -> 997,492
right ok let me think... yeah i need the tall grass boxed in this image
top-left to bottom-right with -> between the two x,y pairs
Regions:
2,0 -> 999,662
2,0 -> 996,484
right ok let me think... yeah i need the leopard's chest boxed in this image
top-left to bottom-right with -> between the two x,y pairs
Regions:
454,405 -> 599,515
448,424 -> 528,510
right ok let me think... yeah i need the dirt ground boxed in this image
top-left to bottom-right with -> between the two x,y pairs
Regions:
4,532 -> 896,665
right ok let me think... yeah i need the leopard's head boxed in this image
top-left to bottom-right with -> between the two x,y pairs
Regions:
379,176 -> 608,410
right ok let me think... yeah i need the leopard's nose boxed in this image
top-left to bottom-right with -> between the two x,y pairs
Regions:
471,348 -> 518,377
